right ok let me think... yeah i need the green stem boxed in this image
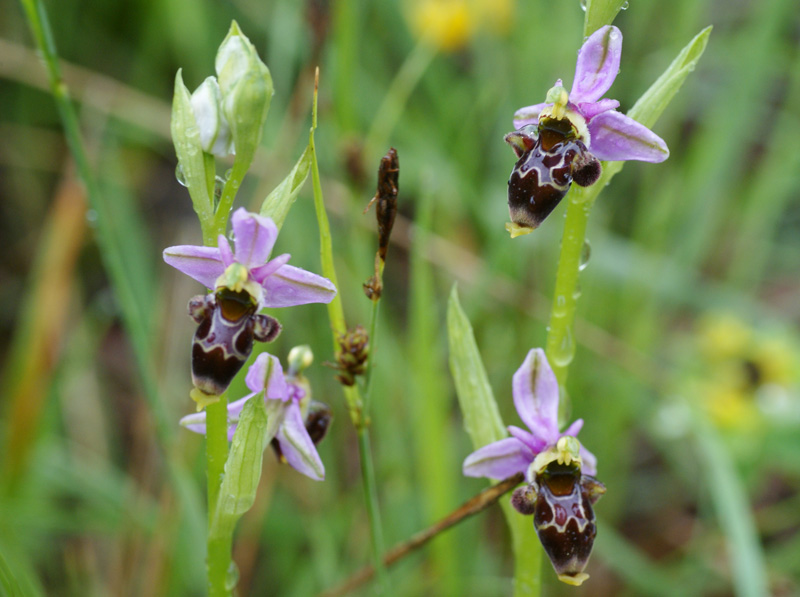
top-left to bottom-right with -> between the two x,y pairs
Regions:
362,261 -> 384,413
211,159 -> 250,240
309,71 -> 389,593
205,395 -> 231,596
544,185 -> 594,386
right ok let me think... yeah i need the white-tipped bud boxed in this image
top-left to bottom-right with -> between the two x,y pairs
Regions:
190,77 -> 233,157
288,345 -> 314,375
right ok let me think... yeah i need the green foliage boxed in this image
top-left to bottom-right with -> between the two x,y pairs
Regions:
3,0 -> 799,595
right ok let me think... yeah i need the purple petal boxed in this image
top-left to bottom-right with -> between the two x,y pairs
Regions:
260,264 -> 337,308
275,402 -> 325,481
217,234 -> 234,267
179,411 -> 208,435
251,253 -> 291,284
577,98 -> 619,121
512,349 -> 560,441
508,425 -> 547,453
561,418 -> 584,438
163,245 -> 224,289
571,25 -> 622,104
580,445 -> 598,476
231,208 -> 278,268
244,353 -> 288,401
463,437 -> 534,480
588,110 -> 669,162
513,102 -> 549,129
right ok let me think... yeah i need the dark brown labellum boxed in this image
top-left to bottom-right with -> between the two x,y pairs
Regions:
505,118 -> 600,231
188,289 -> 280,396
532,461 -> 605,583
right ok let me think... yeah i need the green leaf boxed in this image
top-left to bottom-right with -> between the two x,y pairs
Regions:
692,414 -> 769,597
211,394 -> 284,539
447,285 -> 505,448
627,26 -> 713,128
596,26 -> 712,192
171,69 -> 213,224
447,285 -> 543,597
583,0 -> 628,37
260,145 -> 312,230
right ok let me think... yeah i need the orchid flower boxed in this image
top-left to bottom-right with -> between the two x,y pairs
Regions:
462,348 -> 596,482
463,349 -> 603,585
163,207 -> 336,309
181,352 -> 326,481
513,25 -> 668,163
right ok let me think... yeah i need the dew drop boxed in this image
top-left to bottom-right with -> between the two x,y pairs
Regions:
224,168 -> 233,181
225,561 -> 240,591
550,326 -> 575,368
579,0 -> 587,11
214,176 -> 226,205
621,1 -> 629,9
579,239 -> 591,271
554,294 -> 568,317
175,163 -> 187,187
85,209 -> 98,226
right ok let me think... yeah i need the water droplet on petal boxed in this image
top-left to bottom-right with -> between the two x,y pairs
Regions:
175,163 -> 187,187
579,240 -> 591,271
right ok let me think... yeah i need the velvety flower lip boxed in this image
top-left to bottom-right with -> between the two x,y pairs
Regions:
463,349 -> 596,482
512,25 -> 669,164
163,208 -> 337,308
181,353 -> 325,481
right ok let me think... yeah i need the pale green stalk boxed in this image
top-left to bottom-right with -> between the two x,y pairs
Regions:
545,25 -> 712,385
204,394 -> 231,597
308,72 -> 389,593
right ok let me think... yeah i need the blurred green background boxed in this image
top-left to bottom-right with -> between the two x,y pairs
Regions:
1,0 -> 799,595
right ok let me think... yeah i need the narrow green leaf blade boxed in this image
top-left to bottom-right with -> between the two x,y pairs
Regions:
447,285 -> 505,448
598,26 -> 712,188
260,145 -> 312,230
692,415 -> 769,597
211,396 -> 282,539
628,26 -> 713,128
447,285 -> 542,597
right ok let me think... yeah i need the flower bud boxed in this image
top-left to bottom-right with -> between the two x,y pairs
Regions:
214,21 -> 274,167
190,77 -> 233,157
288,345 -> 314,375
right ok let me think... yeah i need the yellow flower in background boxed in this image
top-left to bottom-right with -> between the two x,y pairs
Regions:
406,0 -> 514,51
693,313 -> 799,430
